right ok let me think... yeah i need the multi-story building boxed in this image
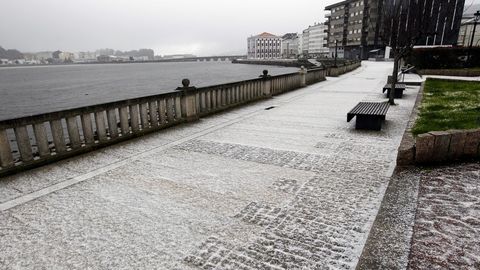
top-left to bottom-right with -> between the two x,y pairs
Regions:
59,52 -> 75,62
458,5 -> 480,47
325,0 -> 466,59
297,24 -> 329,58
306,23 -> 329,57
247,32 -> 282,59
281,33 -> 299,59
77,51 -> 97,61
301,29 -> 310,57
297,33 -> 304,56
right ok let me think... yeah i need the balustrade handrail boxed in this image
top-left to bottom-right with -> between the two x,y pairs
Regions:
0,70 -> 311,128
0,61 -> 361,177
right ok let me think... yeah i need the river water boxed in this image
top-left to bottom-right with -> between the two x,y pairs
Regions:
0,62 -> 298,121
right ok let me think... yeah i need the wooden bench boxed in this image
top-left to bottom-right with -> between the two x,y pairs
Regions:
382,83 -> 406,98
347,102 -> 390,130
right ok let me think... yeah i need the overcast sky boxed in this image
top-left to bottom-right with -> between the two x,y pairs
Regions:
2,0 -> 479,56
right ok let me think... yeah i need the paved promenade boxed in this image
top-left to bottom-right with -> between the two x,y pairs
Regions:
0,61 -> 419,269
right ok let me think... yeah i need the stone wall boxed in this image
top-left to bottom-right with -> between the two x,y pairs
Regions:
398,128 -> 480,166
415,129 -> 480,164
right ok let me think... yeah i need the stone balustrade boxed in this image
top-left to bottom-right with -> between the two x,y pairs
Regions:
0,61 -> 361,176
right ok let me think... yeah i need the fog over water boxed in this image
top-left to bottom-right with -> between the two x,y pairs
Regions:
0,62 -> 298,120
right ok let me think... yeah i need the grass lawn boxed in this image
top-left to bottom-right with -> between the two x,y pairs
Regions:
412,78 -> 480,135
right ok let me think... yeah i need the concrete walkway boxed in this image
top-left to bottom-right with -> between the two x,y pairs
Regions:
0,61 -> 419,269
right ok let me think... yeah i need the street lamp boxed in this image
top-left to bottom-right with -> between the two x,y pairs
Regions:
334,40 -> 338,67
468,10 -> 480,66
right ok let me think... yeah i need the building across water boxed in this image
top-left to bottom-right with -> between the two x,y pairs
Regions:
247,32 -> 282,59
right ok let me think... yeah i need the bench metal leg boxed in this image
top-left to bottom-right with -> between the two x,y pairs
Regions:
356,115 -> 383,131
386,89 -> 404,98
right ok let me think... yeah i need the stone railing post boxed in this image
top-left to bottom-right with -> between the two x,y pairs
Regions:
300,66 -> 307,87
260,70 -> 272,97
176,79 -> 199,122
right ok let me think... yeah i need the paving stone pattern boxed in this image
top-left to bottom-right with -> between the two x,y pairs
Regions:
185,172 -> 389,270
408,162 -> 480,269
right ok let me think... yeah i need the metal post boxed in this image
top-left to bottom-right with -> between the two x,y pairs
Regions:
334,40 -> 338,67
468,11 -> 480,67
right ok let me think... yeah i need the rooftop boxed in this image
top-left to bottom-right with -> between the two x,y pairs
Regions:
325,0 -> 352,10
253,32 -> 280,38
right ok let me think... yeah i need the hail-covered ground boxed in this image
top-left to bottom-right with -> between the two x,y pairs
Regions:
0,61 -> 420,269
408,162 -> 480,269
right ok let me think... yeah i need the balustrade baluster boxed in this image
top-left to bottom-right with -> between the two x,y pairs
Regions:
50,119 -> 67,153
130,105 -> 140,132
81,113 -> 95,145
14,126 -> 33,162
119,106 -> 130,136
66,116 -> 81,149
0,129 -> 14,168
107,109 -> 119,139
94,112 -> 108,142
33,123 -> 50,157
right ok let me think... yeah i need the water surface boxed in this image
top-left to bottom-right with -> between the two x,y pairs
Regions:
0,62 -> 298,120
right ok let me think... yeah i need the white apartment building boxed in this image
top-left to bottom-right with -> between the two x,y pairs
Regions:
307,23 -> 329,57
299,23 -> 329,58
247,32 -> 282,59
281,33 -> 299,58
297,33 -> 304,56
301,29 -> 310,57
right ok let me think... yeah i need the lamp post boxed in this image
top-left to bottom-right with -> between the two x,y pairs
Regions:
334,40 -> 338,67
468,10 -> 480,66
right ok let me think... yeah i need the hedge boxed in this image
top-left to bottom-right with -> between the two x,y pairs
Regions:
406,47 -> 480,69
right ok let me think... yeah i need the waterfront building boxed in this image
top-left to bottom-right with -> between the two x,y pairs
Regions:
458,13 -> 480,46
301,29 -> 309,57
161,54 -> 197,59
59,52 -> 75,62
34,51 -> 54,62
325,0 -> 466,59
77,51 -> 97,61
306,23 -> 329,58
247,32 -> 282,59
281,33 -> 299,59
297,24 -> 329,58
297,33 -> 304,56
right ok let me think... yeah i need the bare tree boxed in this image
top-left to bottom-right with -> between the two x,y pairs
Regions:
381,0 -> 433,105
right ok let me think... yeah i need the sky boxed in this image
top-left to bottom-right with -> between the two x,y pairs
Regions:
1,0 -> 480,56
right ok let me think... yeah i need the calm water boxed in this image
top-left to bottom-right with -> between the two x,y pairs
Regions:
0,62 -> 297,121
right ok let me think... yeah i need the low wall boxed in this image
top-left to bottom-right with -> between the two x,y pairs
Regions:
232,59 -> 314,68
414,129 -> 480,164
326,61 -> 362,77
419,69 -> 480,77
0,61 -> 360,177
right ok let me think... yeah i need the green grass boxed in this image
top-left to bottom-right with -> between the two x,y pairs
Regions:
412,78 -> 480,135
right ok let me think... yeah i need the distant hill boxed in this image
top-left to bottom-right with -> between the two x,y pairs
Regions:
0,46 -> 24,60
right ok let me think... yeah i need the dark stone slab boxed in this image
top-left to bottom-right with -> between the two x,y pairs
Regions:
415,133 -> 435,164
429,131 -> 451,163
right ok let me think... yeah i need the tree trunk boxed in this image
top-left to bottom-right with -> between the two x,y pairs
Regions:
389,56 -> 400,105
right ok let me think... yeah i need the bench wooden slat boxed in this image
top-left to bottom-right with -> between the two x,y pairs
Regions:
347,101 -> 390,130
383,83 -> 406,93
347,102 -> 389,122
